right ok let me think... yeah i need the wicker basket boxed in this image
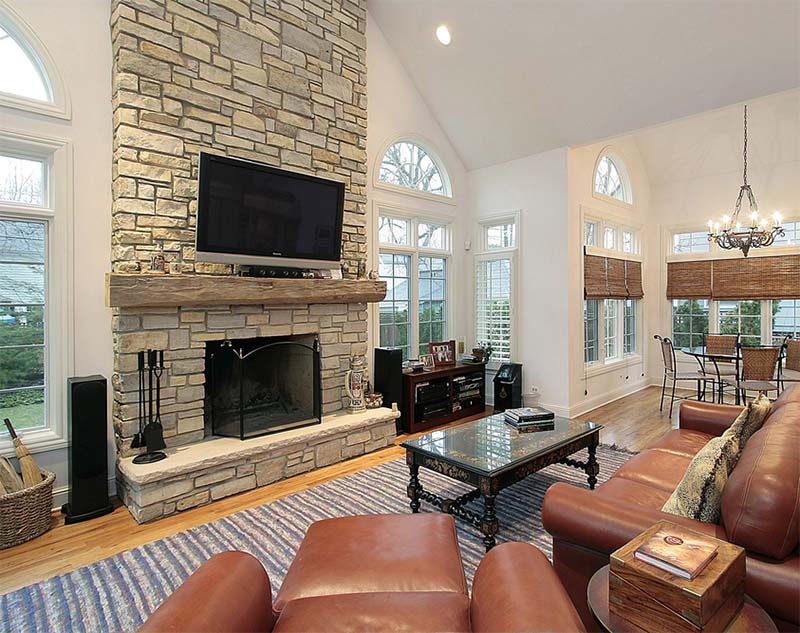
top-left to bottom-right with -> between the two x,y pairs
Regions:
0,470 -> 55,549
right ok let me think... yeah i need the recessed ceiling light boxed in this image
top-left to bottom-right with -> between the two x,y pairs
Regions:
435,25 -> 451,46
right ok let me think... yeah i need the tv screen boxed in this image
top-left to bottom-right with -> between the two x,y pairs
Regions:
196,153 -> 345,268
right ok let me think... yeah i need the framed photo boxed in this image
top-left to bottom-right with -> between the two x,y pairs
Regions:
419,353 -> 435,370
429,340 -> 456,366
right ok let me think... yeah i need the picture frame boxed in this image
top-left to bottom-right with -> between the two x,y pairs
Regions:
419,353 -> 435,370
429,340 -> 456,366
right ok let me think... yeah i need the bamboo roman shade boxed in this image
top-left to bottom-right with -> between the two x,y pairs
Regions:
666,260 -> 712,299
667,254 -> 800,300
584,251 -> 644,299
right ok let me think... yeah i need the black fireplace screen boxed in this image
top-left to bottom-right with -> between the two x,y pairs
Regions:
205,335 -> 321,439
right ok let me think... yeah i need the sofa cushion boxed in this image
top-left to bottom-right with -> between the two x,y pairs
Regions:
274,514 -> 468,612
649,429 -> 714,458
611,449 -> 693,492
596,477 -> 673,509
727,392 -> 771,450
721,388 -> 800,560
273,592 -> 471,633
661,432 -> 739,523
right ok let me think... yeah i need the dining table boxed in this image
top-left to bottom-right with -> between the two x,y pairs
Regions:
679,346 -> 740,404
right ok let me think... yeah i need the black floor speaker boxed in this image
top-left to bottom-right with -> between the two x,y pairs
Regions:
373,348 -> 403,432
62,375 -> 114,524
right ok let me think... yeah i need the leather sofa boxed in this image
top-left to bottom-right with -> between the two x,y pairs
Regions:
543,385 -> 800,631
141,513 -> 586,632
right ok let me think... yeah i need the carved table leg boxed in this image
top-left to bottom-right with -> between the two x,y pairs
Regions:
481,494 -> 499,551
407,463 -> 421,513
586,443 -> 599,490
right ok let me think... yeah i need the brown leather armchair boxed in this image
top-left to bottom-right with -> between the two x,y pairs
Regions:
543,386 -> 800,631
142,514 -> 586,632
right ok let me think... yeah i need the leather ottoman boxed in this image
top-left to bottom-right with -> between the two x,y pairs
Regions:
273,513 -> 468,612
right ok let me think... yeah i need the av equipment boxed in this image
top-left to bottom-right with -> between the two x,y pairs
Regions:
62,375 -> 113,524
373,347 -> 403,432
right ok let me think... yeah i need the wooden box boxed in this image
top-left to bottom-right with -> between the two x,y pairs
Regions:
609,521 -> 745,632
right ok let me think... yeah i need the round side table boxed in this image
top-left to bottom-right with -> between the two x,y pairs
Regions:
587,566 -> 777,633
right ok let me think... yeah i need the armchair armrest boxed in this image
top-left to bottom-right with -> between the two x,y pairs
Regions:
679,400 -> 743,436
140,551 -> 276,633
542,483 -> 727,556
470,542 -> 586,633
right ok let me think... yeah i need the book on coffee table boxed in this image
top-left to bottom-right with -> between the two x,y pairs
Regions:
503,406 -> 554,423
634,527 -> 718,580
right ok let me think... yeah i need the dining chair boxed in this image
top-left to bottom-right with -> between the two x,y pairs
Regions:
778,338 -> 800,390
654,335 -> 714,417
703,333 -> 739,403
724,345 -> 782,403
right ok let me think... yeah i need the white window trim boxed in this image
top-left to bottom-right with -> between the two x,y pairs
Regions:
475,211 -> 520,370
374,205 -> 453,358
584,298 -> 642,376
373,135 -> 455,205
0,3 -> 71,120
592,148 -> 634,208
0,128 -> 74,456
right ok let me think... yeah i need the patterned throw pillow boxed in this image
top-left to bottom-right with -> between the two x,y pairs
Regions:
662,395 -> 772,523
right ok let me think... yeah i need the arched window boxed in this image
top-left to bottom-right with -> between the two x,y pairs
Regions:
594,154 -> 629,202
379,141 -> 451,197
0,23 -> 51,102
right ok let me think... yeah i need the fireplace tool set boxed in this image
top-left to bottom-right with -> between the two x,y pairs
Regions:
131,349 -> 168,464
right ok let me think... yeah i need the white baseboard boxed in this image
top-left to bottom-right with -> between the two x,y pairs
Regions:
51,476 -> 117,512
537,402 -> 571,418
568,378 -> 656,418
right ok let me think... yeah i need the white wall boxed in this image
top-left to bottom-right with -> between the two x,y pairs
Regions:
467,148 -> 570,414
366,14 -> 470,364
635,89 -> 800,379
1,0 -> 113,507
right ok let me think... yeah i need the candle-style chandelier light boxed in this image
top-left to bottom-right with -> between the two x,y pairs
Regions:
707,105 -> 783,257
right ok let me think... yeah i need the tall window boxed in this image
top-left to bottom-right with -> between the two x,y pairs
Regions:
719,300 -> 762,347
584,300 -> 599,363
476,217 -> 517,364
594,155 -> 627,202
0,24 -> 51,102
624,299 -> 636,354
772,299 -> 800,343
671,300 -> 709,349
604,299 -> 618,360
378,141 -> 450,197
377,213 -> 450,360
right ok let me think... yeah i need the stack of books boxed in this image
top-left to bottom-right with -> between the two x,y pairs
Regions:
503,406 -> 555,431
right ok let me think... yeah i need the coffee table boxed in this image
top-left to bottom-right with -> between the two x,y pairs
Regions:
401,413 -> 602,551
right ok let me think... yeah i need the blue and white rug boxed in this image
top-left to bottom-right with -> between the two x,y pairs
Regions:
1,446 -> 633,632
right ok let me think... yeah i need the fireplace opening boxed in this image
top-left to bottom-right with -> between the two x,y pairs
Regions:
205,334 -> 321,439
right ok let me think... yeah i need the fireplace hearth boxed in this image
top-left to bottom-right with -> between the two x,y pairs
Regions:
205,334 -> 321,439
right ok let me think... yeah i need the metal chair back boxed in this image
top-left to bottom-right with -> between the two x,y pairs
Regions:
655,335 -> 676,375
741,346 -> 781,382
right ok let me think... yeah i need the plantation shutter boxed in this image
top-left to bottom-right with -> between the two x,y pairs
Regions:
667,260 -> 712,299
711,254 -> 800,300
475,257 -> 512,363
625,260 -> 644,299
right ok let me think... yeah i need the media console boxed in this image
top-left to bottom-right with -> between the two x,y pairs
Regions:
401,362 -> 487,433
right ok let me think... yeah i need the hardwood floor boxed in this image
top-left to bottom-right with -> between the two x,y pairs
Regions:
0,388 -> 677,594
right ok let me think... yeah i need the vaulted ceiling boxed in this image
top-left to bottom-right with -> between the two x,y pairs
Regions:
369,0 -> 800,171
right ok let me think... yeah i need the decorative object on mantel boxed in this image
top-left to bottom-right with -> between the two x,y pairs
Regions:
346,355 -> 367,413
707,105 -> 783,257
149,243 -> 167,273
132,350 -> 167,465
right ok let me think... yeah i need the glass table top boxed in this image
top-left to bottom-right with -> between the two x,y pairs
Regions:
402,414 -> 602,475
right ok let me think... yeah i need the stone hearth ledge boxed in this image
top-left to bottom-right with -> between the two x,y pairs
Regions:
117,407 -> 400,523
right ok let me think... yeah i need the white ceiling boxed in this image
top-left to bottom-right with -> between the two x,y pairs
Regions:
369,0 -> 800,171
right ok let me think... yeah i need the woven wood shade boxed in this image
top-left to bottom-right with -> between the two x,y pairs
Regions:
711,254 -> 800,300
625,260 -> 643,299
666,260 -> 712,299
584,254 -> 608,299
606,257 -> 627,299
584,252 -> 644,299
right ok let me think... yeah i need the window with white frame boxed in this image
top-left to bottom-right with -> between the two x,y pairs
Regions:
672,230 -> 711,254
377,213 -> 450,360
378,141 -> 451,198
0,24 -> 51,102
594,155 -> 628,202
476,217 -> 517,364
773,220 -> 800,247
583,217 -> 640,365
772,299 -> 800,343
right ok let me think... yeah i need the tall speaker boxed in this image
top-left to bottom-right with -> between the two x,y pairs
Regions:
373,348 -> 403,432
62,375 -> 113,523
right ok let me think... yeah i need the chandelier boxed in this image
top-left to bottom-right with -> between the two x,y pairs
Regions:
707,105 -> 783,257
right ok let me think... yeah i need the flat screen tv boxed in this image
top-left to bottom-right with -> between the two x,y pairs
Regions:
196,152 -> 345,269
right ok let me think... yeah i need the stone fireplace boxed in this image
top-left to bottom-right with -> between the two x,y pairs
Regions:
205,334 -> 321,439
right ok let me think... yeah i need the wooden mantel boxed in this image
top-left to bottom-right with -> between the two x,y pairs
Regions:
106,273 -> 387,308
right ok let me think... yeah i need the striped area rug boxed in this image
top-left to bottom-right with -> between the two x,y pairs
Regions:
1,445 -> 633,632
